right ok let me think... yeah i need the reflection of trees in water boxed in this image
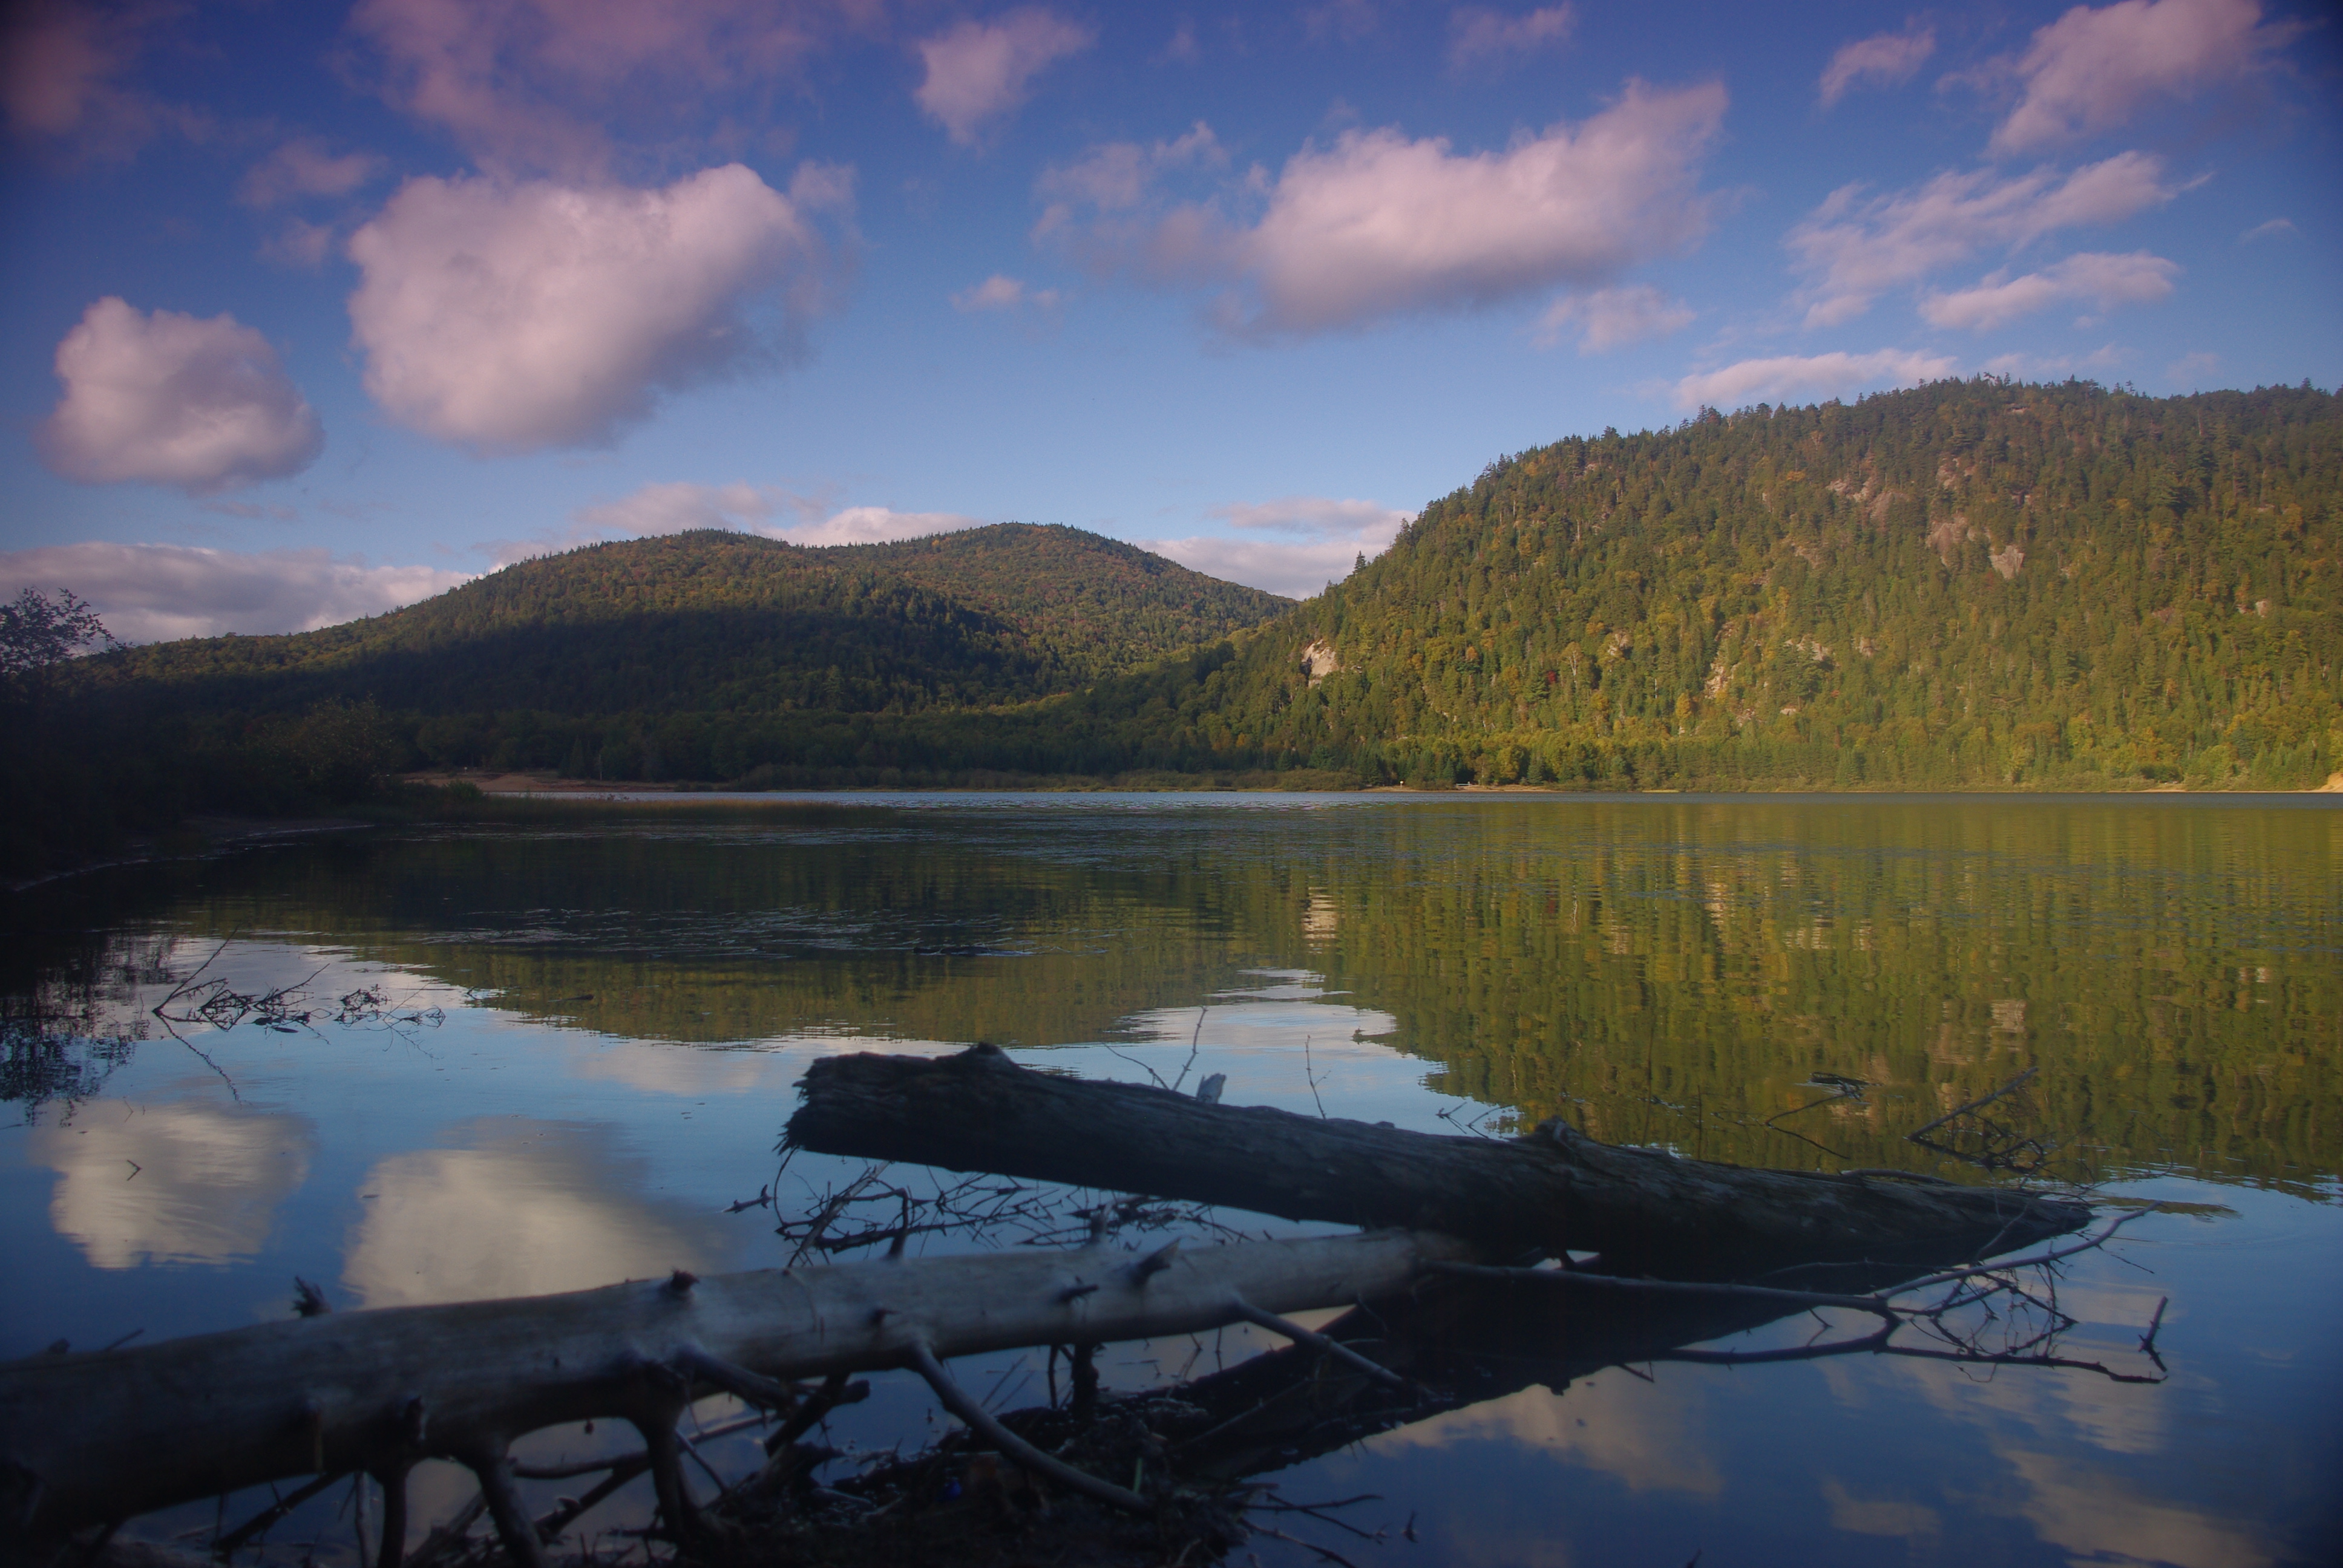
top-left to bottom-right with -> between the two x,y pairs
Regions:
0,924 -> 172,1121
7,802 -> 2336,1185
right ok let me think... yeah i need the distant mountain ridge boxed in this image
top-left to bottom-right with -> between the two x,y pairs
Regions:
91,523 -> 1291,724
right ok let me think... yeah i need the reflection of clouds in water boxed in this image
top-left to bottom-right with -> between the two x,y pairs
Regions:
1819,1475 -> 1940,1538
1877,1324 -> 2181,1457
342,1119 -> 730,1307
2004,1449 -> 2273,1568
1370,1373 -> 1723,1497
1827,1292 -> 2278,1566
566,1042 -> 786,1097
31,1103 -> 313,1268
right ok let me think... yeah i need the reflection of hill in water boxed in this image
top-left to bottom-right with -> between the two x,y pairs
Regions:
31,801 -> 2341,1190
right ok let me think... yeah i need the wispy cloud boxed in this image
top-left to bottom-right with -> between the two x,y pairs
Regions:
951,274 -> 1061,313
1787,152 -> 2180,327
1142,495 -> 1413,599
913,8 -> 1094,148
1818,24 -> 1935,108
0,541 -> 469,643
1980,0 -> 2298,156
349,0 -> 871,178
2238,217 -> 2295,243
1536,284 -> 1694,352
1920,250 -> 2178,332
237,138 -> 386,207
1447,5 -> 1575,74
1671,348 -> 1956,412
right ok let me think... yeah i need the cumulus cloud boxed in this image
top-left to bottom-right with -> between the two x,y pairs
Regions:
913,8 -> 1094,147
1447,5 -> 1576,73
1818,24 -> 1935,106
1787,151 -> 2179,326
37,298 -> 324,494
237,138 -> 387,207
1670,348 -> 1956,413
350,0 -> 869,176
1143,496 -> 1412,599
346,163 -> 841,453
1919,249 -> 2178,331
951,274 -> 1061,313
1046,81 -> 1725,338
0,541 -> 470,642
1985,0 -> 2296,155
1536,284 -> 1694,352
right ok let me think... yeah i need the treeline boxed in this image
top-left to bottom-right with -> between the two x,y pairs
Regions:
1084,377 -> 2341,790
10,378 -> 2341,877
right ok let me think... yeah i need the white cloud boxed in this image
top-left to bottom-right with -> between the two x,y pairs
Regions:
913,8 -> 1094,148
0,541 -> 471,643
1987,0 -> 2296,155
2238,217 -> 2295,242
1142,496 -> 1413,599
37,298 -> 324,494
1447,5 -> 1576,73
952,274 -> 1061,313
1919,250 -> 2178,331
1818,25 -> 1935,107
1537,284 -> 1694,352
237,137 -> 386,207
1787,152 -> 2180,326
346,163 -> 840,452
1670,349 -> 1956,412
1047,81 -> 1725,338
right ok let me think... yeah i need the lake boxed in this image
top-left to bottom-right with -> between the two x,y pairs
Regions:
4,793 -> 2339,1566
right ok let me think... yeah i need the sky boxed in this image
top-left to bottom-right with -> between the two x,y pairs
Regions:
0,0 -> 2337,641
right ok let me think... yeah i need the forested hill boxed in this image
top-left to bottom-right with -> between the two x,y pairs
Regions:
87,525 -> 1289,724
1061,378 -> 2342,790
837,524 -> 1288,675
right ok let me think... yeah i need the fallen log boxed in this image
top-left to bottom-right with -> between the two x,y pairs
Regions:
0,1228 -> 1474,1558
784,1045 -> 2091,1272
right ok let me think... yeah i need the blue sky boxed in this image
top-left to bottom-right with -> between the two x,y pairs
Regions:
2,0 -> 2337,641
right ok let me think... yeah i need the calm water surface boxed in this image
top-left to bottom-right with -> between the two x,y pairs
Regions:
4,794 -> 2339,1566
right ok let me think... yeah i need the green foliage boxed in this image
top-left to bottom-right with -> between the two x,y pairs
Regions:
1090,378 -> 2342,790
87,526 -> 1289,729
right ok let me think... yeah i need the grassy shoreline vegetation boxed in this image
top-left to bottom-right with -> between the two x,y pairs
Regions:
7,378 -> 2338,878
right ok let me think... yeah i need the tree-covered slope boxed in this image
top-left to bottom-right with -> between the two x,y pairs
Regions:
833,523 -> 1290,678
87,525 -> 1288,721
1069,379 -> 2341,790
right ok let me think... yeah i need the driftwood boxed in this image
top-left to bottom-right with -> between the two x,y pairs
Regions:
0,1229 -> 1473,1559
784,1045 -> 2091,1272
